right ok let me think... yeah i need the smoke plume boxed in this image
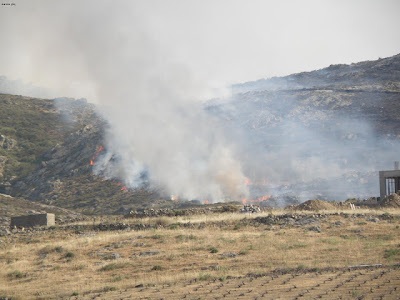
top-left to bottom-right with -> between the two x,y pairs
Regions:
1,1 -> 399,203
0,1 -> 248,202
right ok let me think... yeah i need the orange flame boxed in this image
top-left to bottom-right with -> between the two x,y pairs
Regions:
204,200 -> 210,204
90,145 -> 105,166
244,178 -> 253,185
242,198 -> 247,204
96,145 -> 104,153
117,182 -> 121,187
121,186 -> 127,192
257,195 -> 270,202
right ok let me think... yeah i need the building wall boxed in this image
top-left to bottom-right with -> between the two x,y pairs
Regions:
10,213 -> 55,228
379,170 -> 400,200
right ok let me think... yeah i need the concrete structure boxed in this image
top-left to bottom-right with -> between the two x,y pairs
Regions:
10,213 -> 55,228
379,162 -> 400,200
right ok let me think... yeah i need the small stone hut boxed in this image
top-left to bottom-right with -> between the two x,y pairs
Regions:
379,162 -> 400,200
11,213 -> 55,228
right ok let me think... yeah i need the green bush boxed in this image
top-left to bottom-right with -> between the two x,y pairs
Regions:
103,286 -> 117,292
65,252 -> 75,258
384,248 -> 400,261
7,270 -> 24,279
209,246 -> 218,253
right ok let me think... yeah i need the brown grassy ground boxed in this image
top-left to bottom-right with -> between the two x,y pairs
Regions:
0,208 -> 399,299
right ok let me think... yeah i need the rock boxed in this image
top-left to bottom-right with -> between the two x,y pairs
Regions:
333,221 -> 344,226
0,134 -> 16,150
308,225 -> 322,232
221,252 -> 237,258
367,217 -> 379,223
285,218 -> 296,225
139,251 -> 159,256
240,205 -> 261,214
108,252 -> 121,260
0,228 -> 11,236
295,216 -> 320,226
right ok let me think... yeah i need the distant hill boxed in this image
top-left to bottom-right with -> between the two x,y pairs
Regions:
210,53 -> 400,201
232,53 -> 400,93
0,76 -> 56,99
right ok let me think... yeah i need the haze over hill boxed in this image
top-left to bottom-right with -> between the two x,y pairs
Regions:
211,54 -> 400,202
0,54 -> 399,213
233,54 -> 400,93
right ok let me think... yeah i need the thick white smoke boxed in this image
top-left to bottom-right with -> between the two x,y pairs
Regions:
0,1 -> 248,202
1,1 -> 399,203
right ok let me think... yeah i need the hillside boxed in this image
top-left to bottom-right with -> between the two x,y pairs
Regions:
232,53 -> 400,93
0,54 -> 400,213
208,53 -> 400,201
0,95 -> 186,214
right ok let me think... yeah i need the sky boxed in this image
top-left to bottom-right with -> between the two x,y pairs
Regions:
0,0 -> 399,99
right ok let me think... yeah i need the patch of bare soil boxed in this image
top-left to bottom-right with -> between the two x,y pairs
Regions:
291,199 -> 336,211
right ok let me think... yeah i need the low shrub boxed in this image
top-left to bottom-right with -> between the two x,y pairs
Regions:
100,263 -> 128,271
198,273 -> 212,281
65,252 -> 75,258
209,246 -> 218,253
7,270 -> 24,279
103,286 -> 117,292
384,248 -> 400,261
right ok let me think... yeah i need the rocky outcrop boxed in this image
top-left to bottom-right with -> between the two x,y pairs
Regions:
240,204 -> 261,213
0,134 -> 16,150
0,155 -> 7,179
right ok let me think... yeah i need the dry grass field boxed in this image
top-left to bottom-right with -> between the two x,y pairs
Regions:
0,208 -> 399,299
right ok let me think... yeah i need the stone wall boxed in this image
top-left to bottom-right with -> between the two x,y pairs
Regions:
10,213 -> 55,228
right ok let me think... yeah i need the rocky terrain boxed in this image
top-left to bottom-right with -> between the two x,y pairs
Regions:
0,54 -> 400,213
0,95 -> 170,214
232,53 -> 400,93
208,53 -> 400,201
